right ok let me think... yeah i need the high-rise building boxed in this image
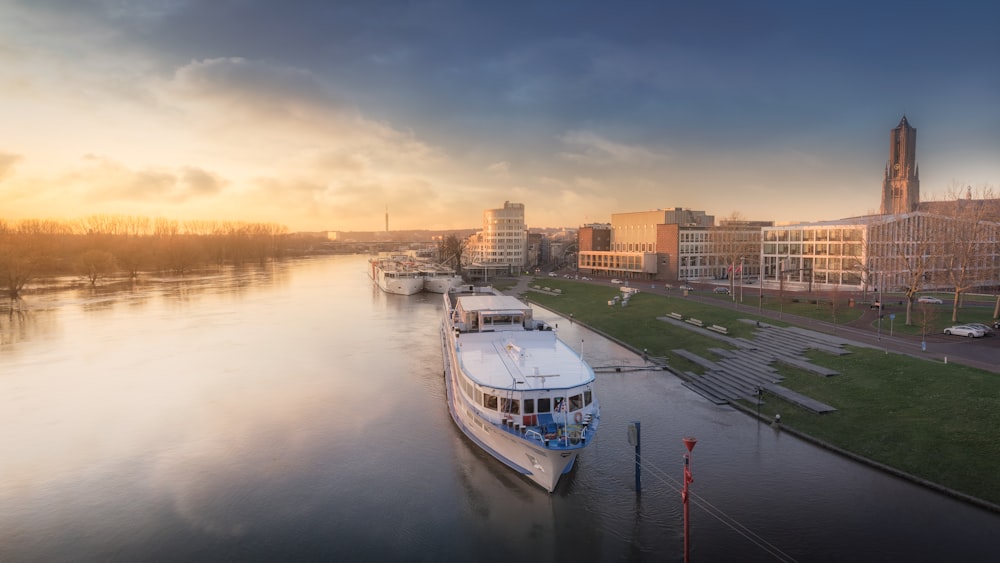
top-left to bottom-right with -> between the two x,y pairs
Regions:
468,201 -> 528,271
880,116 -> 920,214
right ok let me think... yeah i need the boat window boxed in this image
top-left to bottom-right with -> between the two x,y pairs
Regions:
556,398 -> 569,413
569,394 -> 583,412
476,390 -> 484,405
523,398 -> 535,414
584,390 -> 592,406
500,398 -> 520,415
483,393 -> 498,410
537,397 -> 551,413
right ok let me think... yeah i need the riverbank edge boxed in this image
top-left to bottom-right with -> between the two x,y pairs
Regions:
526,298 -> 1000,516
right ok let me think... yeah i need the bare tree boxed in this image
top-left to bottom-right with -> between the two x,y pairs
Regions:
714,213 -> 760,297
438,234 -> 468,273
0,219 -> 70,305
77,249 -> 118,286
869,214 -> 938,326
936,184 -> 999,322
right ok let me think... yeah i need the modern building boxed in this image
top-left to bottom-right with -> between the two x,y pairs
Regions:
577,208 -> 768,282
761,212 -> 1000,294
578,224 -> 611,252
763,116 -> 1000,294
466,201 -> 528,275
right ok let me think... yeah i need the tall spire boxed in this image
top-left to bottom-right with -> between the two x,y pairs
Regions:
880,116 -> 920,214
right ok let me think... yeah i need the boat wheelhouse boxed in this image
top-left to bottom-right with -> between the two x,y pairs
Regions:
440,285 -> 599,492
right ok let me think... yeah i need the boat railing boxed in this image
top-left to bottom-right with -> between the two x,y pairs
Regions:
523,428 -> 544,442
518,422 -> 594,449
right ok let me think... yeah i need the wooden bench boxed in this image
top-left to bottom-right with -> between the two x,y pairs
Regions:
667,312 -> 683,320
708,324 -> 729,335
685,318 -> 704,327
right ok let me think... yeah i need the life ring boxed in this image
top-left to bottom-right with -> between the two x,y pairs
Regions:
574,411 -> 583,424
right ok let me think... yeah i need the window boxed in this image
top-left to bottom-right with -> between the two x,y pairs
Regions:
537,397 -> 551,413
500,398 -> 520,414
569,394 -> 583,412
483,393 -> 498,410
523,399 -> 535,414
584,390 -> 592,406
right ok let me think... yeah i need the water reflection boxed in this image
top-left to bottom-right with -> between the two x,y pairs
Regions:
1,255 -> 997,562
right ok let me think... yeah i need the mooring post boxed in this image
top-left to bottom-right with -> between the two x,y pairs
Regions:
682,437 -> 697,563
628,421 -> 641,493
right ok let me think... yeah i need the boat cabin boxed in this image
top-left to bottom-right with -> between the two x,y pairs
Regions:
451,294 -> 539,333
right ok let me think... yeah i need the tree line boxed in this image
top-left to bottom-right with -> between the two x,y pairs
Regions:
0,215 -> 308,304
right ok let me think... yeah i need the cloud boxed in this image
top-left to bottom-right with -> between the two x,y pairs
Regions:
162,57 -> 333,118
557,130 -> 672,165
179,166 -> 226,196
0,152 -> 22,180
486,161 -> 510,175
69,155 -> 226,204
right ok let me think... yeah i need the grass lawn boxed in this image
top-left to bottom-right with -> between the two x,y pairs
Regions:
526,278 -> 1000,506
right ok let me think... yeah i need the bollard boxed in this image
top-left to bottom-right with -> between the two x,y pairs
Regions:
627,422 -> 641,493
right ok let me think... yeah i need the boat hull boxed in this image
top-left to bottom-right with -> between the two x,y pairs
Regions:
440,322 -> 580,492
424,275 -> 464,293
369,260 -> 424,295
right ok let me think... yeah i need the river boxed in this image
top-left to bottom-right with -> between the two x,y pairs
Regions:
1,254 -> 997,562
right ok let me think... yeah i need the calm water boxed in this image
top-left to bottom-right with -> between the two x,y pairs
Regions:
1,255 -> 997,562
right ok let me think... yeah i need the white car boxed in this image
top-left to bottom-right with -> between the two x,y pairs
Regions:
679,284 -> 694,291
917,296 -> 943,304
611,279 -> 624,284
965,323 -> 995,336
943,325 -> 985,338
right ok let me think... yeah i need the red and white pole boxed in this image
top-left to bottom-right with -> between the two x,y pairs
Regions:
682,437 -> 697,563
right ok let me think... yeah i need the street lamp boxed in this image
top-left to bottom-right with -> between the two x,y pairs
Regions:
740,255 -> 745,304
877,271 -> 884,341
759,256 -> 764,313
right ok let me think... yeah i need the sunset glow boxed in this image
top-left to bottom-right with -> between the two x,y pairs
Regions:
1,1 -> 997,231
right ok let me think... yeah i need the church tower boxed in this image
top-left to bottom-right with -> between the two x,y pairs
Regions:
880,115 -> 920,214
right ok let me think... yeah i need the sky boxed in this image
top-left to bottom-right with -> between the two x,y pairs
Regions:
1,0 -> 998,232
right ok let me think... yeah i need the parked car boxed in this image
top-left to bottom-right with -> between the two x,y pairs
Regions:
943,325 -> 985,338
964,323 -> 995,336
611,279 -> 624,284
713,286 -> 730,294
679,284 -> 694,291
547,272 -> 557,277
917,296 -> 943,304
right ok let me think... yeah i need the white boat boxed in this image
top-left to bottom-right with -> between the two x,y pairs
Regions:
369,256 -> 424,295
421,264 -> 464,293
440,285 -> 600,492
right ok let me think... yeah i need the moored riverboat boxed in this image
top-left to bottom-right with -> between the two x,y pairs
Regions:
421,264 -> 464,293
440,285 -> 599,492
369,256 -> 424,295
